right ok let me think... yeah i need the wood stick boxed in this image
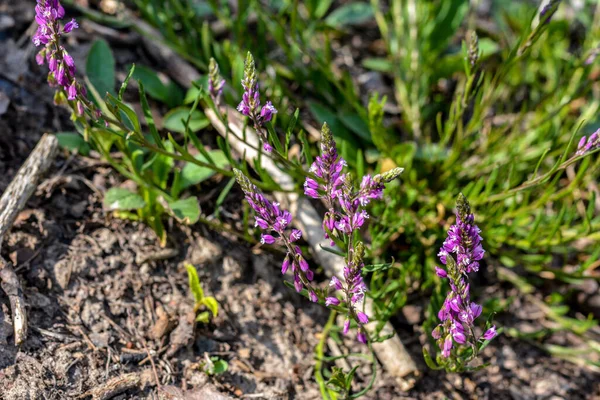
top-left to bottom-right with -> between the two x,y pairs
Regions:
0,133 -> 59,345
206,109 -> 420,383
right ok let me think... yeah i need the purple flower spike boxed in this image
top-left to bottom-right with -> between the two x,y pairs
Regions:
237,52 -> 277,147
432,194 -> 497,360
304,123 -> 346,206
234,169 -> 315,297
302,126 -> 403,343
32,0 -> 95,117
208,57 -> 225,108
439,194 -> 485,274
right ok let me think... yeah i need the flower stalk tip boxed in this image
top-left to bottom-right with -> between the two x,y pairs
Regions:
236,52 -> 277,151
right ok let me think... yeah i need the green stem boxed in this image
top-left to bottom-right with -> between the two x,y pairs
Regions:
315,310 -> 337,400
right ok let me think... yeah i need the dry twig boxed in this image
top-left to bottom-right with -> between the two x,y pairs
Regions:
0,133 -> 59,345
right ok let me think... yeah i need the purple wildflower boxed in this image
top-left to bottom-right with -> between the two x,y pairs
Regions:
343,319 -> 350,335
329,276 -> 343,291
482,325 -> 497,340
32,0 -> 92,117
303,124 -> 403,342
357,330 -> 367,344
234,169 -> 315,295
304,123 -> 346,205
438,194 -> 485,274
435,266 -> 448,278
576,129 -> 600,156
432,194 -> 497,359
325,297 -> 340,306
237,52 -> 278,149
63,18 -> 78,33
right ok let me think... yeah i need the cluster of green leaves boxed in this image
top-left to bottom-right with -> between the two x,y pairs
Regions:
57,38 -> 238,245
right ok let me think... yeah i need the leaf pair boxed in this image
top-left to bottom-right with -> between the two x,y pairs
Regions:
186,264 -> 219,323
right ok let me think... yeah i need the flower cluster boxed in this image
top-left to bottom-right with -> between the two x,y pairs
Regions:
33,0 -> 88,115
208,57 -> 225,108
234,169 -> 317,300
305,123 -> 403,343
437,196 -> 485,274
304,123 -> 346,206
237,52 -> 277,151
305,123 -> 403,244
432,194 -> 496,360
576,129 -> 600,156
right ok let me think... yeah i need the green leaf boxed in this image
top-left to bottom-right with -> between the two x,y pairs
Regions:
422,347 -> 443,370
119,64 -> 136,101
308,102 -> 358,164
339,113 -> 372,142
163,107 -> 210,134
86,40 -> 115,97
202,296 -> 219,317
179,151 -> 230,190
211,359 -> 228,374
139,82 -> 163,148
56,132 -> 90,156
166,197 -> 200,224
106,93 -> 141,133
325,2 -> 374,28
151,141 -> 174,188
362,262 -> 394,273
104,188 -> 146,211
426,0 -> 469,54
186,264 -> 204,303
362,58 -> 393,72
196,311 -> 210,323
314,0 -> 334,18
319,244 -> 346,257
132,65 -> 183,108
326,367 -> 348,392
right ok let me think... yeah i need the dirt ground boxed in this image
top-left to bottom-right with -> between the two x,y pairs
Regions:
1,1 -> 600,399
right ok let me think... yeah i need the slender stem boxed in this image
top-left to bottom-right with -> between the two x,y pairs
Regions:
315,310 -> 337,400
